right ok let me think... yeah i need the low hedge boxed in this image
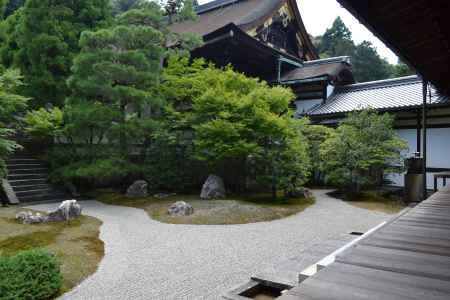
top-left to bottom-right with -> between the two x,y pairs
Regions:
0,249 -> 63,300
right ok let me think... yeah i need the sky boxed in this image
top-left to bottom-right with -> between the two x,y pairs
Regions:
197,0 -> 399,64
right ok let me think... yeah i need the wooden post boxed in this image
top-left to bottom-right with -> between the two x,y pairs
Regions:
416,110 -> 421,153
422,79 -> 428,200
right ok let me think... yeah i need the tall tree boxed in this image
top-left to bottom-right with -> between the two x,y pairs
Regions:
352,41 -> 391,82
67,7 -> 164,153
111,0 -> 143,15
0,0 -> 111,107
0,69 -> 28,178
318,17 -> 355,57
318,17 -> 413,82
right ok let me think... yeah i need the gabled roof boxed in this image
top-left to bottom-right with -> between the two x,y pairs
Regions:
307,75 -> 449,116
279,56 -> 354,84
170,0 -> 318,60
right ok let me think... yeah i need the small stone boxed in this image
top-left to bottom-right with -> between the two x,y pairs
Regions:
200,175 -> 226,200
126,180 -> 148,198
168,201 -> 194,216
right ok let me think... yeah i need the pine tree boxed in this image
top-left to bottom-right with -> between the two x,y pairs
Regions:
67,6 -> 165,153
0,0 -> 111,107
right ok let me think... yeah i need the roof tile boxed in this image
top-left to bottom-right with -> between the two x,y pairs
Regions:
308,75 -> 448,116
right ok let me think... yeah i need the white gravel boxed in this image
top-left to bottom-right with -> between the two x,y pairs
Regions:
29,190 -> 391,300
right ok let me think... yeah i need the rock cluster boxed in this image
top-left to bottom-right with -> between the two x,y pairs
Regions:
200,175 -> 226,200
168,201 -> 194,216
16,200 -> 82,224
126,180 -> 148,198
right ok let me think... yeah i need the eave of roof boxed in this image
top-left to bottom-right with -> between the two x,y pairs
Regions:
275,56 -> 354,84
307,75 -> 449,117
336,0 -> 450,96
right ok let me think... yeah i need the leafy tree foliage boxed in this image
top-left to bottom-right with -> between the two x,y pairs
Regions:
352,41 -> 391,82
302,122 -> 335,184
162,56 -> 311,196
111,0 -> 144,15
0,68 -> 28,178
0,0 -> 112,107
24,2 -> 199,189
318,17 -> 415,82
0,0 -> 24,19
320,109 -> 408,193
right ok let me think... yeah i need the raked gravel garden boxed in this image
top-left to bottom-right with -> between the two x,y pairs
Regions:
17,189 -> 393,300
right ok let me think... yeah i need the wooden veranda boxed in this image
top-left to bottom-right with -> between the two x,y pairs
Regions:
279,185 -> 450,300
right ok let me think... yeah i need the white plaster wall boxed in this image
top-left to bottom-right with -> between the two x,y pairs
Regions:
387,127 -> 450,189
326,84 -> 335,98
295,99 -> 322,115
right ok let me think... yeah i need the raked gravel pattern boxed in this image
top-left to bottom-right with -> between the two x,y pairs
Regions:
28,190 -> 391,300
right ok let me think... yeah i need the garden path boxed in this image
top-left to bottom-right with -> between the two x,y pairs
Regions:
29,190 -> 390,300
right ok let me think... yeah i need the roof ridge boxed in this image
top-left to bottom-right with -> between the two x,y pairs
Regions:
337,75 -> 420,92
304,56 -> 351,66
195,0 -> 242,14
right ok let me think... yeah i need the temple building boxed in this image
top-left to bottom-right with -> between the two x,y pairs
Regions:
172,0 -> 450,189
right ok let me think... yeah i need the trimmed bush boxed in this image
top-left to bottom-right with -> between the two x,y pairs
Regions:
0,249 -> 63,300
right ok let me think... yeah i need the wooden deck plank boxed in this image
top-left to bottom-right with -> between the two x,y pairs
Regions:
336,244 -> 450,281
279,263 -> 450,300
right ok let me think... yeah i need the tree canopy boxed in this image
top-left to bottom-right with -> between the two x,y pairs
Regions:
0,68 -> 28,178
0,0 -> 112,107
320,109 -> 408,193
162,56 -> 311,196
317,17 -> 415,82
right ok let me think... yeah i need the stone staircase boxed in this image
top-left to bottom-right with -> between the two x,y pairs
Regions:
4,156 -> 70,204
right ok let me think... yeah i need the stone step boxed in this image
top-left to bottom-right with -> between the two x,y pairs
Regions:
7,173 -> 47,180
18,191 -> 68,203
6,163 -> 46,170
13,183 -> 52,192
8,178 -> 48,187
8,168 -> 48,175
7,158 -> 41,164
15,188 -> 53,197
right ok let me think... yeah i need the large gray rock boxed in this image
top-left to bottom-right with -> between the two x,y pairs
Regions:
126,180 -> 148,198
168,201 -> 194,216
200,175 -> 226,200
15,200 -> 82,224
46,200 -> 82,222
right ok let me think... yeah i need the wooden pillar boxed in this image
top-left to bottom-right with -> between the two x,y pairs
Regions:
416,110 -> 421,153
422,79 -> 428,200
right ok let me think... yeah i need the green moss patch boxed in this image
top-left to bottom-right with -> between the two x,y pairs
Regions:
328,190 -> 405,214
0,207 -> 104,294
95,190 -> 315,225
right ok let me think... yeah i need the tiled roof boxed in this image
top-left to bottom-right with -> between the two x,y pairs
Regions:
280,56 -> 353,83
170,0 -> 283,37
307,75 -> 448,116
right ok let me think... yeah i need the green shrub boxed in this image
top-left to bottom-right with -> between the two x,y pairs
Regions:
0,249 -> 63,300
51,156 -> 142,189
